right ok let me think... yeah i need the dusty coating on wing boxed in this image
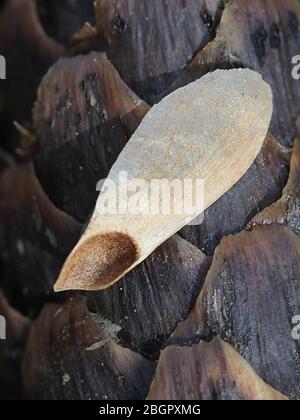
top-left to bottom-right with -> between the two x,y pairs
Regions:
106,68 -> 273,185
54,232 -> 139,291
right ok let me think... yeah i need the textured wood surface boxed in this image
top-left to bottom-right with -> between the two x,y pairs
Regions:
148,337 -> 288,400
0,0 -> 300,400
0,159 -> 80,311
0,0 -> 64,126
86,235 -> 211,355
34,52 -> 149,221
170,225 -> 300,399
169,0 -> 300,147
95,0 -> 224,104
23,296 -> 154,400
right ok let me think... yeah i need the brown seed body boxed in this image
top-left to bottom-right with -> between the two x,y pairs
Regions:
55,232 -> 139,291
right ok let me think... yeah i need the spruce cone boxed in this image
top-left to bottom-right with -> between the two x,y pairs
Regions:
0,0 -> 300,400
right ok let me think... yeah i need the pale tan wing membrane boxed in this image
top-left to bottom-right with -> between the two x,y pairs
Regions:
54,68 -> 273,292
